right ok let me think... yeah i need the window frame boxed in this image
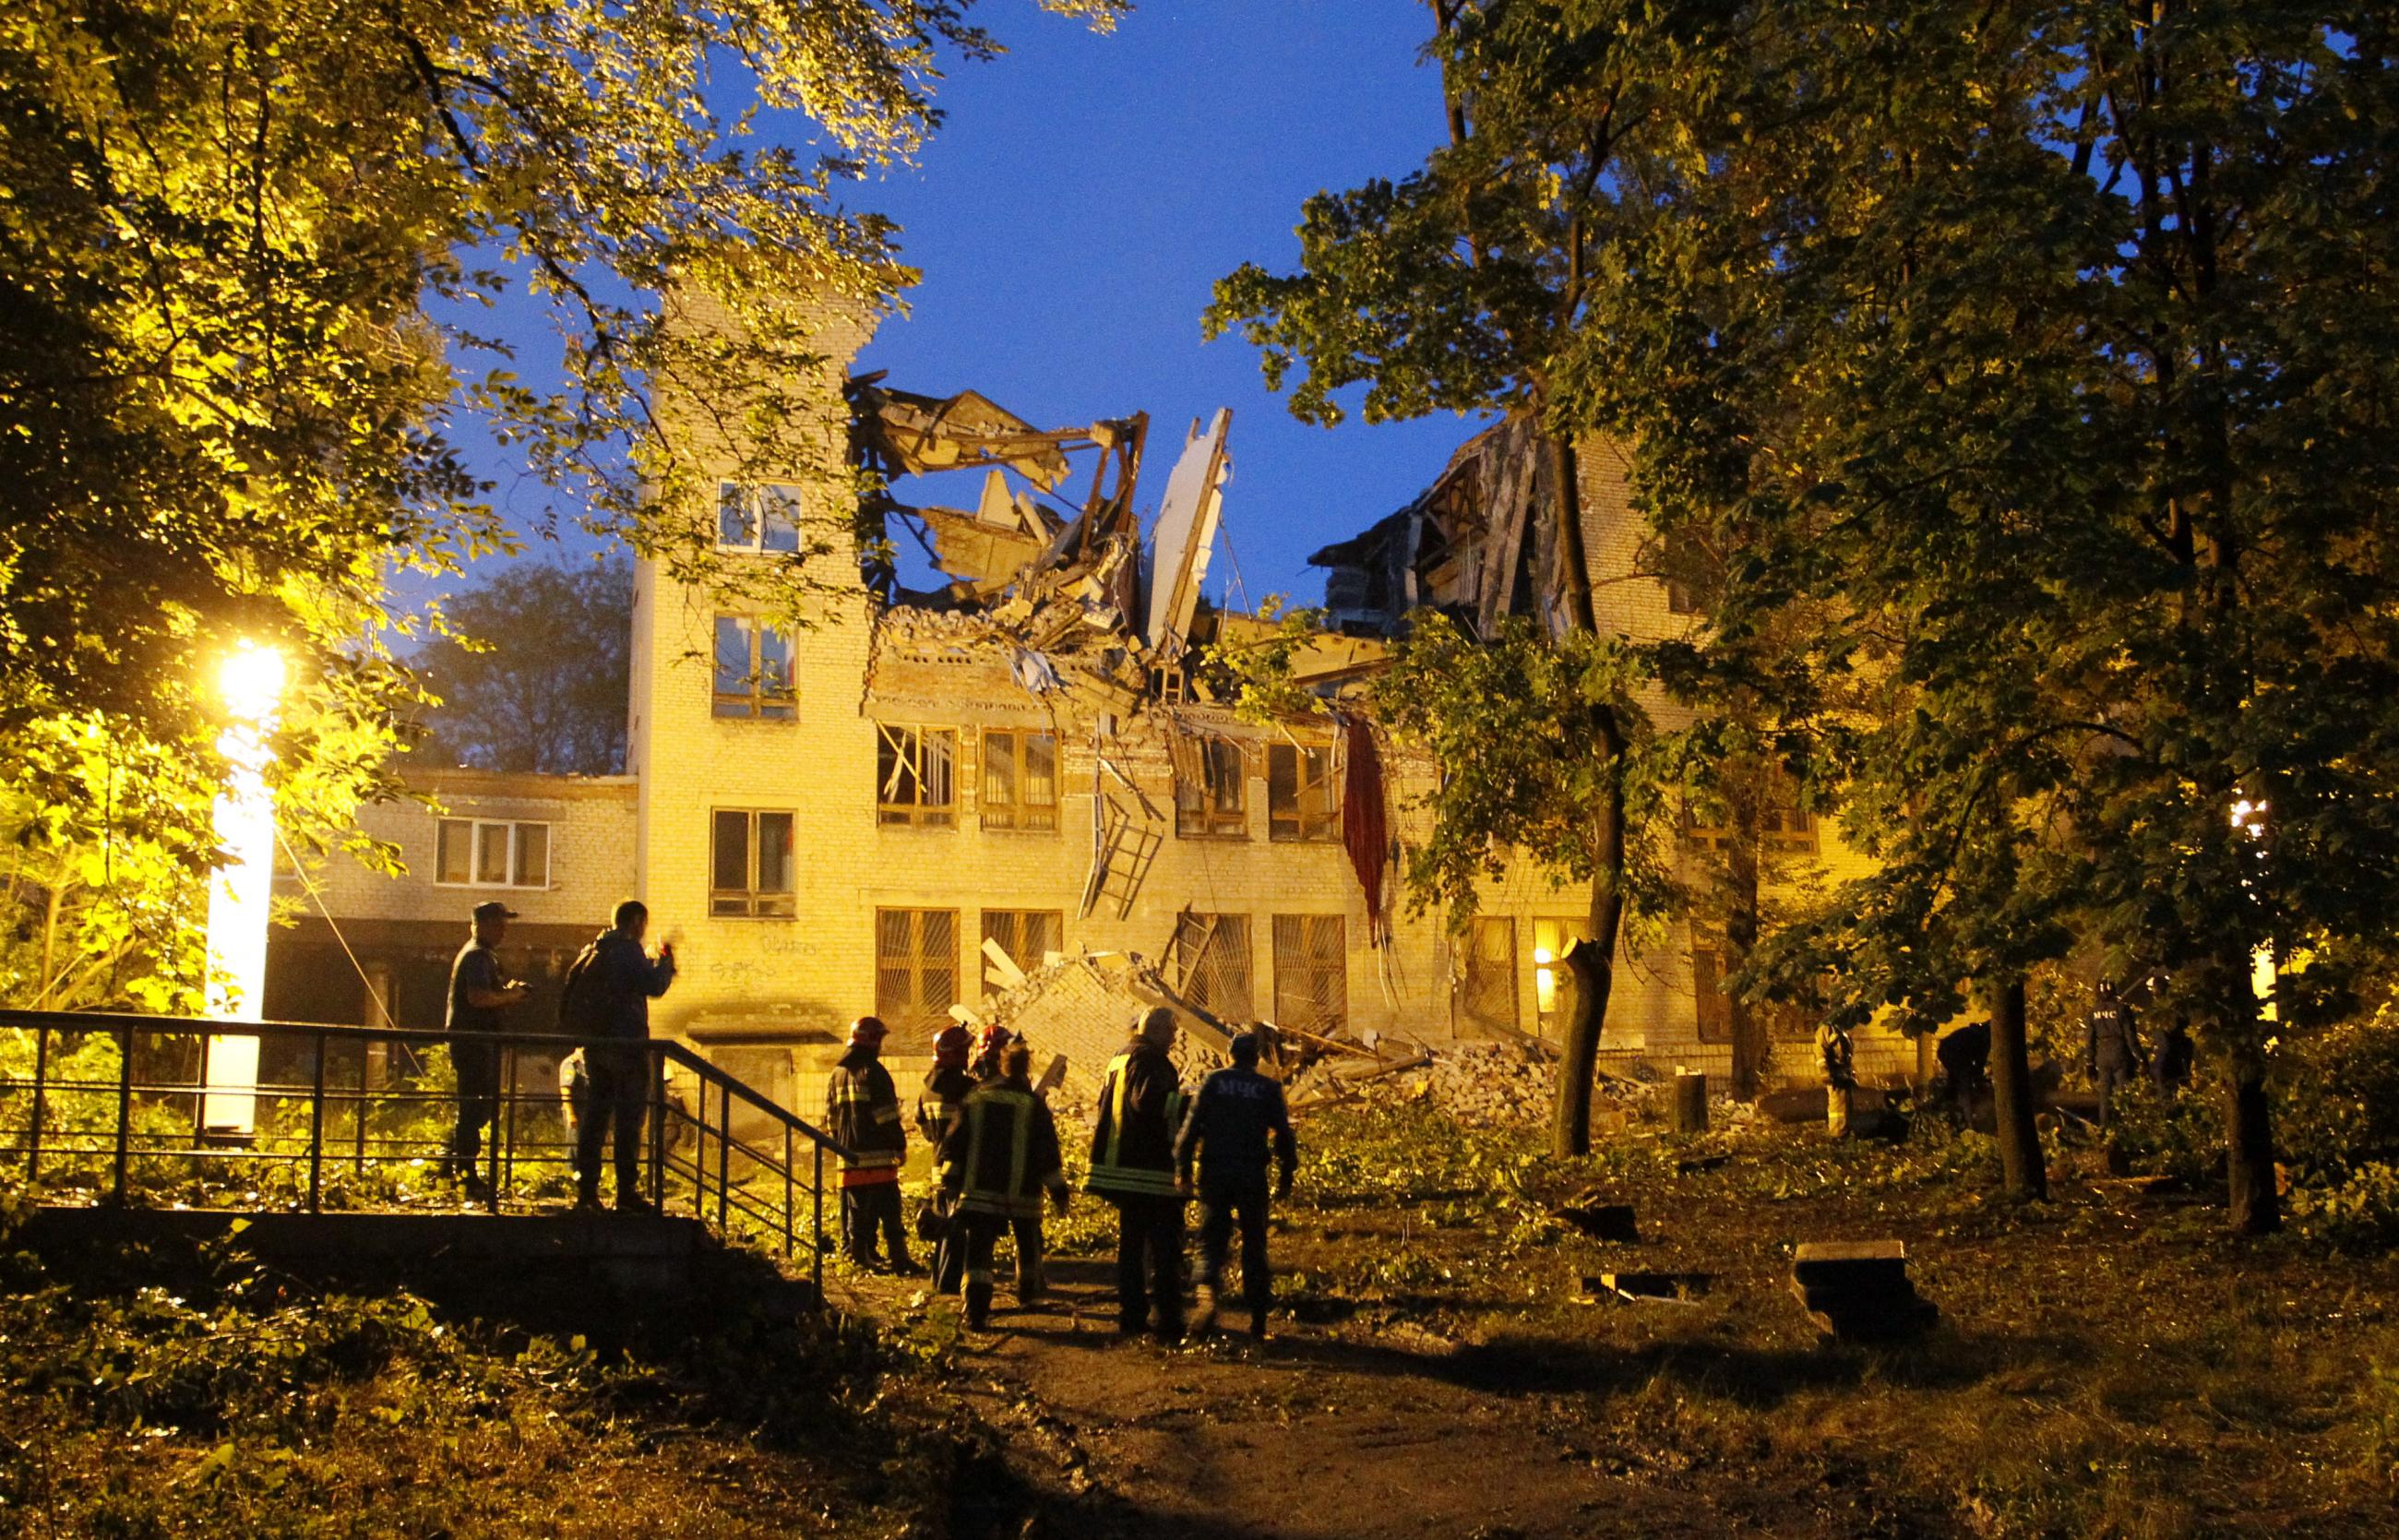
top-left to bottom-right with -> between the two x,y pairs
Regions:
877,724 -> 959,828
980,909 -> 1064,990
1271,914 -> 1347,1035
1267,742 -> 1342,842
1456,915 -> 1518,1033
433,818 -> 552,890
710,807 -> 796,918
1174,734 -> 1249,840
876,907 -> 960,1030
716,481 -> 803,555
1174,912 -> 1255,1021
711,614 -> 798,720
1532,916 -> 1594,1039
979,728 -> 1059,832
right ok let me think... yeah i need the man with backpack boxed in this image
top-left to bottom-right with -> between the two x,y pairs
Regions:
558,900 -> 676,1213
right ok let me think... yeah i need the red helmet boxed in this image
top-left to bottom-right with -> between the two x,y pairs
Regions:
933,1024 -> 972,1065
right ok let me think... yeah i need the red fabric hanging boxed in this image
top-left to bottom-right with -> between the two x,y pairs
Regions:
1341,714 -> 1390,942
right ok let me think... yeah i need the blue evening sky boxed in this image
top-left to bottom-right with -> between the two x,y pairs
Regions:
444,1 -> 1481,617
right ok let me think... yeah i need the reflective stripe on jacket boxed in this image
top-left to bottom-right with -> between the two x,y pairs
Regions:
825,1049 -> 906,1171
937,1079 -> 1065,1219
1088,1038 -> 1182,1198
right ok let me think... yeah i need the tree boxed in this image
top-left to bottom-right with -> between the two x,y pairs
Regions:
2,0 -> 1124,1008
418,558 -> 632,776
1554,1 -> 2399,1227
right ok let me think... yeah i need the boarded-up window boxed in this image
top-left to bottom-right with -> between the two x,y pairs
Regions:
877,725 -> 957,827
710,809 -> 794,917
1457,917 -> 1517,1033
1173,734 -> 1248,839
981,729 -> 1058,831
1267,743 -> 1340,842
980,909 -> 1063,990
877,909 -> 958,1030
1532,916 -> 1593,1040
1172,913 -> 1253,1021
712,615 -> 797,719
1271,915 -> 1347,1034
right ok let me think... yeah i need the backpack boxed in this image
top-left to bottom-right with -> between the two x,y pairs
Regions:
557,939 -> 609,1037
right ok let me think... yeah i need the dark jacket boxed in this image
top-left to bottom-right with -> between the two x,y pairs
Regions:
917,1063 -> 976,1143
826,1046 -> 905,1174
937,1075 -> 1067,1219
560,929 -> 674,1041
1175,1065 -> 1296,1189
446,939 -> 509,1035
1937,1021 -> 1991,1092
1088,1035 -> 1182,1199
2085,1002 -> 2142,1073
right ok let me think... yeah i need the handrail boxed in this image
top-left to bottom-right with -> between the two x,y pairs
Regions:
0,1007 -> 857,1298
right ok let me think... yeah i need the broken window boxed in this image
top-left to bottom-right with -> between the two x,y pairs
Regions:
877,724 -> 957,827
436,818 -> 549,889
1173,734 -> 1248,840
980,909 -> 1063,990
1267,742 -> 1341,842
1533,916 -> 1593,1040
981,729 -> 1058,832
712,615 -> 796,719
710,809 -> 794,917
1456,916 -> 1517,1034
1172,912 -> 1254,1021
876,908 -> 958,1030
717,481 -> 802,555
1271,915 -> 1347,1035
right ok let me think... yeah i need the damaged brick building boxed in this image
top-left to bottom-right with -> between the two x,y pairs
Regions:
268,304 -> 1914,1114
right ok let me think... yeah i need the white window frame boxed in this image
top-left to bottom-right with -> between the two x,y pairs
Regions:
717,480 -> 803,555
433,818 -> 551,890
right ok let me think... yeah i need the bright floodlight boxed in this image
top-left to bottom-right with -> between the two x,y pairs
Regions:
202,642 -> 284,1136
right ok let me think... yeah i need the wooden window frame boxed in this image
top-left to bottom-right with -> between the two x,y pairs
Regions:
876,907 -> 959,1031
1271,914 -> 1347,1035
980,728 -> 1059,832
1175,734 -> 1249,840
434,818 -> 551,890
1456,916 -> 1518,1033
711,614 -> 797,720
1173,912 -> 1255,1021
877,724 -> 958,828
1532,916 -> 1593,1039
980,909 -> 1064,990
1267,742 -> 1341,842
710,808 -> 795,918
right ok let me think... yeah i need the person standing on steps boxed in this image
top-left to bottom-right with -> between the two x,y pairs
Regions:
1089,1007 -> 1188,1340
444,900 -> 530,1199
558,899 -> 674,1214
827,1016 -> 918,1274
917,1023 -> 977,1294
937,1038 -> 1070,1329
1175,1028 -> 1297,1340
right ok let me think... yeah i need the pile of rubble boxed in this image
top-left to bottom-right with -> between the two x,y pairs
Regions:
1278,1039 -> 1654,1131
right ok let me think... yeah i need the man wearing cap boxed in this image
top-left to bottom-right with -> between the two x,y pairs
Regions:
558,899 -> 675,1213
1176,1029 -> 1298,1340
445,901 -> 531,1197
937,1038 -> 1071,1329
826,1016 -> 917,1273
917,1023 -> 978,1293
1089,1006 -> 1188,1339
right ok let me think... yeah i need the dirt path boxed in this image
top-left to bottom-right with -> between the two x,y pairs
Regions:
840,1259 -> 1814,1540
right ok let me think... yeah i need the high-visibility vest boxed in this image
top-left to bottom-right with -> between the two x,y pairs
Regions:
1088,1050 -> 1183,1198
946,1085 -> 1055,1219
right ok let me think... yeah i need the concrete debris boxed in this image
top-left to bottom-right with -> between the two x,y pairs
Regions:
966,949 -> 1235,1125
1584,1271 -> 1713,1304
1789,1239 -> 1939,1342
1278,1040 -> 1649,1130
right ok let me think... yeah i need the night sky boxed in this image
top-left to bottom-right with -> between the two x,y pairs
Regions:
441,1 -> 1485,620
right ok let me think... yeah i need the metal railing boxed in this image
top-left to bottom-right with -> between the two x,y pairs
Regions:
0,1009 -> 855,1295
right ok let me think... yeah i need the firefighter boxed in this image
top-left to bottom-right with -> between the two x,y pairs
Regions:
1089,1006 -> 1187,1340
2084,981 -> 2145,1126
1175,1029 -> 1297,1340
937,1038 -> 1070,1330
1817,1017 -> 1856,1138
917,1024 -> 977,1294
825,1016 -> 917,1274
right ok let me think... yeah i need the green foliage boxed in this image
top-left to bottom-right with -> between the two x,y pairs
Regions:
1372,611 -> 1670,933
416,556 -> 632,775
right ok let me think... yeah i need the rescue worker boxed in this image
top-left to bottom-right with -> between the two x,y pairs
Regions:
826,1016 -> 917,1273
917,1024 -> 977,1294
1175,1028 -> 1296,1340
937,1038 -> 1071,1330
2084,981 -> 2144,1125
1089,1006 -> 1187,1340
1817,1017 -> 1856,1138
971,1021 -> 1016,1083
444,900 -> 530,1197
558,899 -> 675,1213
1936,1019 -> 1993,1115
2153,1015 -> 2196,1095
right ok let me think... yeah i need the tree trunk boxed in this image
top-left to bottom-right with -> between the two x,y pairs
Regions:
1553,709 -> 1628,1158
1989,976 -> 2047,1201
2226,1068 -> 2280,1235
1724,769 -> 1764,1101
